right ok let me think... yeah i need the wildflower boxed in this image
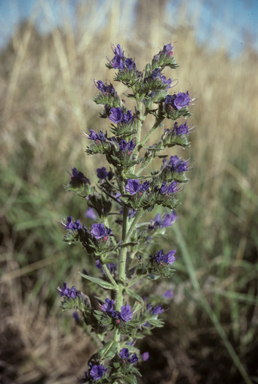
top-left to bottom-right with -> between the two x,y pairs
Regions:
69,168 -> 90,185
109,44 -> 125,69
58,282 -> 80,299
165,91 -> 191,110
149,211 -> 177,229
119,348 -> 130,359
89,364 -> 107,381
123,110 -> 134,123
163,155 -> 189,173
94,80 -> 117,96
125,179 -> 141,195
85,208 -> 97,220
96,261 -> 117,274
139,180 -> 150,192
164,250 -> 176,265
174,121 -> 189,135
119,139 -> 136,152
163,289 -> 173,299
158,181 -> 178,194
162,211 -> 177,227
91,223 -> 112,239
125,58 -> 136,70
152,305 -> 165,315
65,216 -> 82,230
88,129 -> 106,142
120,305 -> 133,322
100,298 -> 115,313
161,43 -> 174,57
142,352 -> 150,361
129,354 -> 139,364
109,107 -> 124,123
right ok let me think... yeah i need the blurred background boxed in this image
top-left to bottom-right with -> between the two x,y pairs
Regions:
0,0 -> 258,383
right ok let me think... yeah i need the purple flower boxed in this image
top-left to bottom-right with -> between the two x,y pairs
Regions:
119,139 -> 136,152
123,110 -> 134,123
89,364 -> 107,381
109,44 -> 125,69
155,249 -> 165,263
152,305 -> 164,315
125,58 -> 136,70
148,68 -> 172,90
97,167 -> 108,180
88,129 -> 106,142
161,43 -> 174,57
65,216 -> 82,230
120,305 -> 133,322
164,155 -> 189,173
167,181 -> 178,194
70,168 -> 89,185
163,289 -> 174,299
140,180 -> 150,192
109,107 -> 123,124
85,208 -> 97,220
129,354 -> 139,364
73,312 -> 80,322
91,223 -> 112,239
95,80 -> 106,93
165,92 -> 191,110
162,211 -> 177,227
96,261 -> 117,274
142,352 -> 150,361
164,250 -> 176,265
174,121 -> 189,135
101,298 -> 115,313
58,282 -> 80,299
119,348 -> 130,359
125,179 -> 141,195
149,211 -> 177,229
94,80 -> 117,96
159,182 -> 168,194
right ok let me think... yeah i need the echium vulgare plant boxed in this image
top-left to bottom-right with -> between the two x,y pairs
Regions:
58,43 -> 195,384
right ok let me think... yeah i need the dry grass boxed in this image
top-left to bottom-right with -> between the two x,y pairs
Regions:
0,1 -> 257,383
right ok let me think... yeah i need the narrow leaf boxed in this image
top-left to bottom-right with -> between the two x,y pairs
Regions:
80,273 -> 117,290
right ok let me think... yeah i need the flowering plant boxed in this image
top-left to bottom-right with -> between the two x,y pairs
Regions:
58,43 -> 195,383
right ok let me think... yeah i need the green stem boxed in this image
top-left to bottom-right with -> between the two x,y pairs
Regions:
101,263 -> 118,288
138,117 -> 163,149
124,209 -> 144,243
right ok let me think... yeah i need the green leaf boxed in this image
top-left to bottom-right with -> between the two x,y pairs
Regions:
124,374 -> 137,384
123,173 -> 138,179
120,242 -> 138,249
98,340 -> 118,360
126,289 -> 144,306
113,362 -> 121,369
80,273 -> 117,290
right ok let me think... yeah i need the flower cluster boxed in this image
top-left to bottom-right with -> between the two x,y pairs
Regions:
165,91 -> 191,110
155,249 -> 176,265
108,44 -> 136,70
94,80 -> 117,96
58,282 -> 80,299
79,364 -> 108,382
148,211 -> 177,229
91,223 -> 112,240
125,179 -> 150,195
59,43 -> 195,384
100,299 -> 133,322
119,348 -> 139,364
162,155 -> 189,173
109,107 -> 134,124
65,216 -> 82,230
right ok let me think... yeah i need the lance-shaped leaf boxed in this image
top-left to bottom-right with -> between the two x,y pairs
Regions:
80,273 -> 118,290
98,340 -> 118,360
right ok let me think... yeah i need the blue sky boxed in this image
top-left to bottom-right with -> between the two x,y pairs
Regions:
0,0 -> 257,56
